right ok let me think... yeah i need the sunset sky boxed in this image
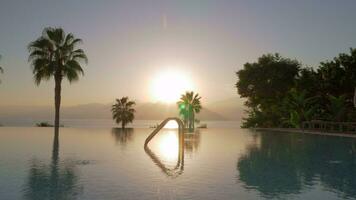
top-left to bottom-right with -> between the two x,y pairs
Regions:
0,0 -> 356,106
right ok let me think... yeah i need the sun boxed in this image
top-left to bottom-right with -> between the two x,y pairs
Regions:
150,70 -> 193,103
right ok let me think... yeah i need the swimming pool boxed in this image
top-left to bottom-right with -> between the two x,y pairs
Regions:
0,127 -> 355,199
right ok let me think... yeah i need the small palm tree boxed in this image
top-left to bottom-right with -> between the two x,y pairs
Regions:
177,91 -> 202,131
28,27 -> 87,135
283,89 -> 316,127
327,95 -> 347,122
112,97 -> 136,129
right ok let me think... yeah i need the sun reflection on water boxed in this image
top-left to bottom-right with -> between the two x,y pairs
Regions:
157,131 -> 179,163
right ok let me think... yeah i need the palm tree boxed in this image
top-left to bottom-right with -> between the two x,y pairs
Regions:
327,95 -> 348,122
177,91 -> 202,131
28,27 -> 87,135
283,89 -> 316,127
111,97 -> 136,129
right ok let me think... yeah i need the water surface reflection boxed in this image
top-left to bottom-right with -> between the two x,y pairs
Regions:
2,127 -> 356,199
23,134 -> 82,200
111,128 -> 134,146
144,130 -> 184,178
184,130 -> 201,154
237,132 -> 356,199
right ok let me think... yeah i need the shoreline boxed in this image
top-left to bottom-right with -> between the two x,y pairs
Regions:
254,128 -> 356,138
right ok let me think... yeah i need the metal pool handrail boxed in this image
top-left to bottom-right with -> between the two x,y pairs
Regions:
144,117 -> 185,147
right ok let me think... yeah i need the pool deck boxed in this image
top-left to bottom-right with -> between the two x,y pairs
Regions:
254,128 -> 356,138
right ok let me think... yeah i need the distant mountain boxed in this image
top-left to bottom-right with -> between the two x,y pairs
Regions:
62,103 -> 111,119
0,98 -> 245,121
135,102 -> 226,120
206,97 -> 245,120
0,105 -> 54,119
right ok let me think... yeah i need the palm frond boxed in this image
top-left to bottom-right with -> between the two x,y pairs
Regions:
28,37 -> 54,52
64,33 -> 75,45
28,27 -> 87,85
34,68 -> 52,85
44,27 -> 65,45
65,60 -> 84,75
65,68 -> 80,83
70,38 -> 83,47
71,49 -> 88,64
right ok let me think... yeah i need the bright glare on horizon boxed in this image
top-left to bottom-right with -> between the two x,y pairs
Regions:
164,120 -> 179,129
150,70 -> 194,103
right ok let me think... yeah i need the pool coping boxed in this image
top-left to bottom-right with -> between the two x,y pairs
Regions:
254,128 -> 356,138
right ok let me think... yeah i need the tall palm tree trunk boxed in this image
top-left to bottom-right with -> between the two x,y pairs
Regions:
187,107 -> 191,131
54,75 -> 62,136
188,108 -> 193,132
354,87 -> 356,108
192,112 -> 195,131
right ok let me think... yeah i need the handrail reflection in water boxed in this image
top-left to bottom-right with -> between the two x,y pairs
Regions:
144,118 -> 185,178
144,142 -> 184,178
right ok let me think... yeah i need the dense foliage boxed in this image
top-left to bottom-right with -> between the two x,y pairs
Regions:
236,49 -> 356,128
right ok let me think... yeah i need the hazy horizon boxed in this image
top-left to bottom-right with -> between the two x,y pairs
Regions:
1,0 -> 356,106
0,97 -> 244,123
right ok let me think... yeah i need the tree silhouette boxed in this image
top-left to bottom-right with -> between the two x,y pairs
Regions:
111,97 -> 136,129
236,49 -> 356,127
28,27 -> 88,135
177,91 -> 202,131
236,53 -> 300,128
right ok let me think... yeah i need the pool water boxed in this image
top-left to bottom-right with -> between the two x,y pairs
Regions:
0,127 -> 356,199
